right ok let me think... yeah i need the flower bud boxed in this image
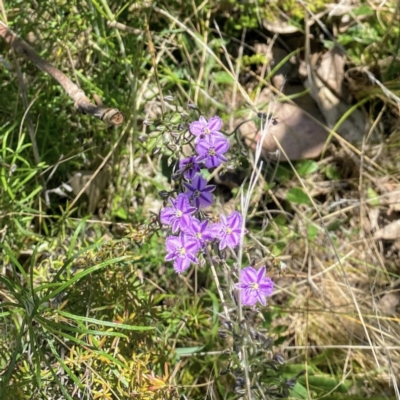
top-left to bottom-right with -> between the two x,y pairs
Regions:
285,379 -> 296,389
218,330 -> 229,338
142,119 -> 152,126
187,102 -> 198,110
138,135 -> 147,143
220,368 -> 230,376
152,147 -> 161,155
158,190 -> 169,199
273,352 -> 285,365
171,171 -> 182,181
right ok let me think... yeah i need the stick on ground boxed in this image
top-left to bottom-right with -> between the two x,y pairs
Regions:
0,21 -> 124,126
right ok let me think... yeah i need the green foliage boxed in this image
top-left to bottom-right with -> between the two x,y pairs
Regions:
1,0 -> 398,398
286,187 -> 311,205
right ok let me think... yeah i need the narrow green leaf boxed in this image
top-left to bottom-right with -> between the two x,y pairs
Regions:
36,316 -> 128,338
46,339 -> 85,390
175,346 -> 204,356
56,310 -> 153,331
1,243 -> 28,282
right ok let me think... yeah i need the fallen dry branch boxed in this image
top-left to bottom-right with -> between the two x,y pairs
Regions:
0,21 -> 124,126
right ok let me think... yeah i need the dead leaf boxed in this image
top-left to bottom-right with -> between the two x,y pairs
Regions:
374,219 -> 400,240
240,101 -> 328,160
376,181 -> 400,214
377,292 -> 400,315
263,19 -> 299,34
306,46 -> 370,143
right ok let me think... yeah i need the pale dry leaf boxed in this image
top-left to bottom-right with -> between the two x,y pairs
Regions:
306,46 -> 370,143
374,219 -> 400,240
367,207 -> 380,231
376,181 -> 400,214
263,19 -> 300,34
240,102 -> 328,160
377,293 -> 400,315
327,3 -> 354,17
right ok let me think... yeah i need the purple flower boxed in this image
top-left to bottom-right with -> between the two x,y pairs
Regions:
183,175 -> 216,209
195,135 -> 229,169
189,116 -> 224,140
235,266 -> 274,306
160,194 -> 197,233
210,211 -> 246,250
165,233 -> 199,273
185,217 -> 215,249
179,156 -> 201,180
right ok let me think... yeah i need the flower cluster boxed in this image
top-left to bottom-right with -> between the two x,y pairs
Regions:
160,115 -> 273,307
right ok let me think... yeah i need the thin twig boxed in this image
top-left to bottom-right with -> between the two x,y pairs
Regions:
0,21 -> 124,126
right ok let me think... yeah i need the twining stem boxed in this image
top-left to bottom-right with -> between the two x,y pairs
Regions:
0,21 -> 124,126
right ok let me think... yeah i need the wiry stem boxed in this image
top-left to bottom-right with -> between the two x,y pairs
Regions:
204,247 -> 231,322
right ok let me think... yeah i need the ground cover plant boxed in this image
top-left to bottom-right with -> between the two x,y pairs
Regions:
1,0 -> 400,399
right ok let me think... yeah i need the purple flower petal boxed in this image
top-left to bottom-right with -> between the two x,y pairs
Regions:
195,139 -> 209,155
241,289 -> 258,306
207,116 -> 223,132
189,117 -> 207,137
174,258 -> 191,273
241,267 -> 258,283
165,236 -> 181,253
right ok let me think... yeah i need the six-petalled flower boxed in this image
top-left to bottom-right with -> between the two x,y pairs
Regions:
189,115 -> 224,141
165,233 -> 200,273
179,155 -> 201,180
211,211 -> 246,250
195,135 -> 230,169
183,175 -> 216,209
185,217 -> 214,249
235,266 -> 274,306
160,194 -> 197,233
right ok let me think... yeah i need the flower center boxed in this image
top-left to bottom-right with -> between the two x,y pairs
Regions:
176,210 -> 183,217
193,190 -> 200,198
208,147 -> 216,156
224,227 -> 233,235
250,283 -> 259,290
179,247 -> 186,256
203,127 -> 210,135
195,232 -> 202,239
